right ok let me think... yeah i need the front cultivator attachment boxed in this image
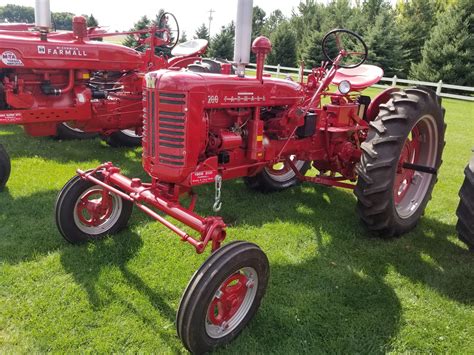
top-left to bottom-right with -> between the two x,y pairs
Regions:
54,164 -> 270,352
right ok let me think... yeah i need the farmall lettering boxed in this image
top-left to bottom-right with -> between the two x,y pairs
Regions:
37,45 -> 88,57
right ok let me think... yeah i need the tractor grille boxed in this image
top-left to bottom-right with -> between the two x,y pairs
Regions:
146,91 -> 187,167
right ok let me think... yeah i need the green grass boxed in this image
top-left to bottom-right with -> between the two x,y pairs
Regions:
0,93 -> 473,353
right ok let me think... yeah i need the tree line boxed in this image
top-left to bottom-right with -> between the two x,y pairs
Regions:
1,1 -> 472,86
195,0 -> 473,86
0,4 -> 99,30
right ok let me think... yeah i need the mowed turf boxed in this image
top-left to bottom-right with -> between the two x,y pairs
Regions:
0,91 -> 473,353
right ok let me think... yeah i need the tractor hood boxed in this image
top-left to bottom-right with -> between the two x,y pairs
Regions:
145,69 -> 305,108
0,32 -> 143,71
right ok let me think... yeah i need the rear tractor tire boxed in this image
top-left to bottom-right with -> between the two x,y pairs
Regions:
355,87 -> 445,237
456,152 -> 474,251
103,129 -> 142,147
56,122 -> 97,140
0,144 -> 11,191
55,172 -> 133,244
177,241 -> 269,354
244,157 -> 310,193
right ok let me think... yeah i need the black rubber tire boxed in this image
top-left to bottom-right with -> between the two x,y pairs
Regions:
244,161 -> 310,193
456,153 -> 474,251
103,130 -> 142,147
56,123 -> 97,140
0,144 -> 11,191
354,87 -> 445,237
55,172 -> 133,244
177,241 -> 269,354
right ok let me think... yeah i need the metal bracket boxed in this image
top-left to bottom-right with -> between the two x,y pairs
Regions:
213,175 -> 223,212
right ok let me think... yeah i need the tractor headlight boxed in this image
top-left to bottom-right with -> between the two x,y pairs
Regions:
338,80 -> 351,94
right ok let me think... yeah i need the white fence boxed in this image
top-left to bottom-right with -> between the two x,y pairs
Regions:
247,63 -> 474,102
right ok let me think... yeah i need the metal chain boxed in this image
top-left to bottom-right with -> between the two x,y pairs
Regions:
213,175 -> 222,212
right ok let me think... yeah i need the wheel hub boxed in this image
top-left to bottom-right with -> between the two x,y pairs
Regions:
205,267 -> 258,339
76,189 -> 113,227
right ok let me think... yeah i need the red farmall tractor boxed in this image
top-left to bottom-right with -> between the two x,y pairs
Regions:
54,2 -> 446,353
0,0 -> 221,191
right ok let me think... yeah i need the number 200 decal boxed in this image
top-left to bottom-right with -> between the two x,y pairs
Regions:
208,95 -> 219,104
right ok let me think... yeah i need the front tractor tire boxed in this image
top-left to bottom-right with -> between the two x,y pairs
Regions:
244,158 -> 310,193
456,153 -> 474,251
355,87 -> 445,237
0,144 -> 11,191
177,241 -> 269,354
55,173 -> 133,244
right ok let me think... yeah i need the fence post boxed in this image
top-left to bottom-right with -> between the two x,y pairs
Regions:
392,75 -> 397,87
277,64 -> 281,78
436,80 -> 443,95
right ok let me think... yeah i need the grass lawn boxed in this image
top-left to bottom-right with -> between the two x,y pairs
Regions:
0,90 -> 473,353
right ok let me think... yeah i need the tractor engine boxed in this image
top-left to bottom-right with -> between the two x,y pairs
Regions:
142,55 -> 308,186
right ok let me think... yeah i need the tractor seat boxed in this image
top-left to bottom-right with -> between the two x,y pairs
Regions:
171,39 -> 208,57
332,64 -> 384,90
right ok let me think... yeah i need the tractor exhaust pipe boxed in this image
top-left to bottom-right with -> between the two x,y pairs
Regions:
233,0 -> 253,77
35,0 -> 51,30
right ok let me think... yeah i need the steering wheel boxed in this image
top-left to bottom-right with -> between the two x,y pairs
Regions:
321,29 -> 368,69
157,12 -> 180,49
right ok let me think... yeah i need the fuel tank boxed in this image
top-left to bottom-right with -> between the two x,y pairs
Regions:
142,69 -> 304,184
0,32 -> 143,71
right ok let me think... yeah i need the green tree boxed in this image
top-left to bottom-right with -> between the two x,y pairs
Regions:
364,8 -> 403,76
396,0 -> 438,76
179,31 -> 188,43
208,22 -> 235,59
0,4 -> 34,23
194,23 -> 209,40
262,9 -> 285,37
122,15 -> 151,49
410,0 -> 474,86
250,6 -> 267,62
52,12 -> 75,30
86,14 -> 99,27
267,21 -> 297,67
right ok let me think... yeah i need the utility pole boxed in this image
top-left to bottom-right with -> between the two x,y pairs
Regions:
208,9 -> 215,39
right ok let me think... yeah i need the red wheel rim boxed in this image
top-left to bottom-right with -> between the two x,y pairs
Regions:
208,273 -> 249,325
76,189 -> 113,227
205,267 -> 258,338
394,126 -> 421,205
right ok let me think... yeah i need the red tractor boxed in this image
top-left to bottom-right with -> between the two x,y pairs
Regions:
0,2 -> 222,190
54,20 -> 446,352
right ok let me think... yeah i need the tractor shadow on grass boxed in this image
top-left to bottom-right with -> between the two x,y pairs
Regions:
0,189 -> 64,264
59,230 -> 183,352
201,180 -> 472,353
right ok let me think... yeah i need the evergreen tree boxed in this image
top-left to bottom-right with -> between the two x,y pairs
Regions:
262,10 -> 285,37
396,0 -> 437,76
179,31 -> 188,43
267,21 -> 297,67
86,14 -> 98,27
249,6 -> 267,62
410,0 -> 474,86
122,15 -> 151,49
194,23 -> 209,40
364,8 -> 403,76
208,23 -> 235,60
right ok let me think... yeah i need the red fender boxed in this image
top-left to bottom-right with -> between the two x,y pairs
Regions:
366,87 -> 400,122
